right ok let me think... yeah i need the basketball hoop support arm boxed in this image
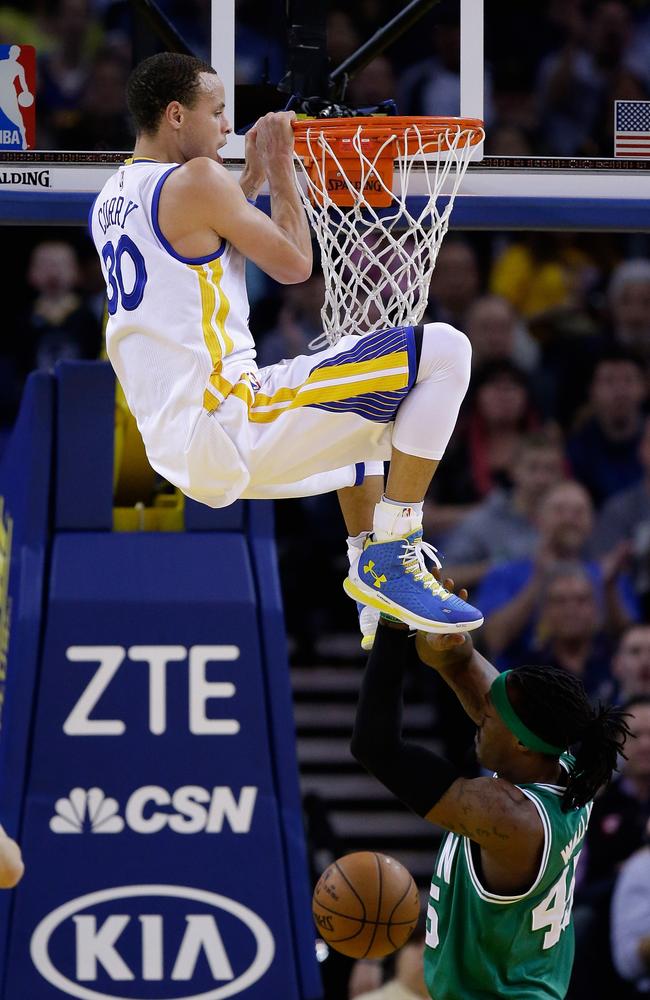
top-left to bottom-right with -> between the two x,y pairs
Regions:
128,0 -> 195,57
328,0 -> 443,101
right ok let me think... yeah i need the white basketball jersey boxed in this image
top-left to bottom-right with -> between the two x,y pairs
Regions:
90,158 -> 256,485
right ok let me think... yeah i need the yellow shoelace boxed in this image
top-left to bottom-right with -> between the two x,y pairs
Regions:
399,539 -> 451,600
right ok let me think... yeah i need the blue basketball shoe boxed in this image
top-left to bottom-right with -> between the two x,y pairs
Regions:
344,529 -> 483,633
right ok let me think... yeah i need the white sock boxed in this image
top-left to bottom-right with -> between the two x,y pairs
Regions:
346,530 -> 370,567
373,496 -> 423,541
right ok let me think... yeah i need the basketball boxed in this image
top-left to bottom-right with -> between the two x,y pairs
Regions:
18,92 -> 34,108
312,851 -> 420,959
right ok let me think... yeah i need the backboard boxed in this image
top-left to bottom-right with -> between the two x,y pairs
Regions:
0,0 -> 650,229
213,0 -> 650,227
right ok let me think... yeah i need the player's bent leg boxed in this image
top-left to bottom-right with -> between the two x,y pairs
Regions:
344,323 -> 484,635
339,465 -> 384,649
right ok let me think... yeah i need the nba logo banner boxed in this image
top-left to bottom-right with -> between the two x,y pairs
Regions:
0,45 -> 35,150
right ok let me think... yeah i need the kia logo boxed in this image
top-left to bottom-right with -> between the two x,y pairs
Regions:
30,884 -> 275,1000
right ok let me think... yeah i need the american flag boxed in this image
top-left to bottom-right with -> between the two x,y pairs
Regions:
615,100 -> 650,157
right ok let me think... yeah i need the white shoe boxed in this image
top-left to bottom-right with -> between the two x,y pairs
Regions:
357,603 -> 380,651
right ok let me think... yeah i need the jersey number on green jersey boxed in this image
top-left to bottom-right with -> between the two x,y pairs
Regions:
531,853 -> 579,949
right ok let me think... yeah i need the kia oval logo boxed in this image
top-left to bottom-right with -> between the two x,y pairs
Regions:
30,884 -> 275,1000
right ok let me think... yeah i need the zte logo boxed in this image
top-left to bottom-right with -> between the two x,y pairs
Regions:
30,885 -> 275,999
50,785 -> 257,835
63,645 -> 240,736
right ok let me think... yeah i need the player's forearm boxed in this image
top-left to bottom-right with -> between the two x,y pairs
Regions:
415,633 -> 498,726
266,157 -> 312,275
239,168 -> 264,202
351,622 -> 458,817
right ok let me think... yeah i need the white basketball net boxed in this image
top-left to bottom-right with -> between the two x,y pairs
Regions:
293,121 -> 484,348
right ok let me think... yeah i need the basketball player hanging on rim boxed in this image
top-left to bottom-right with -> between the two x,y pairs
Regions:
352,610 -> 632,999
90,53 -> 483,646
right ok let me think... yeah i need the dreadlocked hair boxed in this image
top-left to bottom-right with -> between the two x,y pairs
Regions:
506,664 -> 632,812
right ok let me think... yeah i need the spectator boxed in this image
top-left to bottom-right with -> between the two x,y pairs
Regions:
477,479 -> 638,668
440,429 -> 566,589
432,360 -> 539,508
594,416 -> 650,612
16,241 -> 102,374
536,1 -> 644,156
347,56 -> 397,110
608,259 -> 650,368
348,960 -> 382,999
256,271 -> 327,367
159,0 -> 212,64
595,415 -> 650,553
397,10 -> 494,124
567,349 -> 646,508
581,695 -> 650,890
60,49 -> 134,150
354,925 -> 428,999
37,0 -> 103,148
570,695 -> 650,1000
464,294 -> 539,374
611,816 -> 650,995
613,626 -> 650,704
327,9 -> 361,65
490,233 -> 597,321
521,561 -> 616,704
425,238 -> 481,330
485,122 -> 534,156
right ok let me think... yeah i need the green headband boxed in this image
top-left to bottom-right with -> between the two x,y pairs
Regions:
490,671 -> 566,756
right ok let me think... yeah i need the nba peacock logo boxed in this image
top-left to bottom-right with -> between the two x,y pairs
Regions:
0,45 -> 36,150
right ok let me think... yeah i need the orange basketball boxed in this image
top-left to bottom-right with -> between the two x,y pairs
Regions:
312,851 -> 420,959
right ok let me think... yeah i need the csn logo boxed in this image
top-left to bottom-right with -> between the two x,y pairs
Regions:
49,786 -> 258,835
30,884 -> 275,1000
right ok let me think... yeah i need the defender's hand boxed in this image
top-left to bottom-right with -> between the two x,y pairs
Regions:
416,574 -> 473,664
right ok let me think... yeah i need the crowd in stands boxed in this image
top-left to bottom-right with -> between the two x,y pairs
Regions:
1,1 -> 650,997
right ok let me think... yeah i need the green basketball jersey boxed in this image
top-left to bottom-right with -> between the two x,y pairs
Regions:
424,761 -> 592,1000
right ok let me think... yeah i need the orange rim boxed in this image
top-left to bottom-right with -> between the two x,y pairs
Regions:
292,115 -> 484,155
292,116 -> 484,208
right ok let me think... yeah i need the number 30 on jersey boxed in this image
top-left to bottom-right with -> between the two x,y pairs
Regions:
102,235 -> 147,315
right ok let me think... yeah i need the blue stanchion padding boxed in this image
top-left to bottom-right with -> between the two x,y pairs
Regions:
55,361 -> 115,531
185,496 -> 247,532
5,189 -> 650,230
247,502 -> 322,999
0,372 -> 54,993
5,531 -> 310,998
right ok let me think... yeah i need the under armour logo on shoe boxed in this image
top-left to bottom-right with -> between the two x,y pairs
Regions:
364,560 -> 387,588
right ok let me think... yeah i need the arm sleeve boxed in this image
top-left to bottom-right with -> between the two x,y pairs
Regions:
350,623 -> 459,818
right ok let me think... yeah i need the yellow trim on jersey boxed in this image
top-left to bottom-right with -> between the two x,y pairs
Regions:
306,352 -> 410,385
191,258 -> 239,412
248,352 -> 410,423
252,352 -> 409,408
249,374 -> 408,422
